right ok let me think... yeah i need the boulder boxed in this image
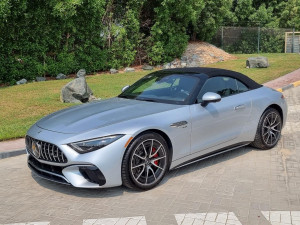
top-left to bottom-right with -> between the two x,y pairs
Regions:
181,62 -> 187,67
163,63 -> 171,69
187,61 -> 199,67
246,57 -> 269,68
61,77 -> 94,103
36,77 -> 46,82
181,56 -> 188,62
110,69 -> 118,74
124,67 -> 135,73
76,69 -> 86,78
16,79 -> 27,85
171,61 -> 178,66
142,65 -> 153,70
56,73 -> 67,80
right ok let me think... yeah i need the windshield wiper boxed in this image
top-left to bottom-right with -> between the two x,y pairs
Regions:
136,97 -> 158,102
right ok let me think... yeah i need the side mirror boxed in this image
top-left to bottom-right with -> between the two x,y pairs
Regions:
201,92 -> 221,107
121,85 -> 130,92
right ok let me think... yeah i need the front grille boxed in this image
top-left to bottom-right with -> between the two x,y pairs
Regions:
26,136 -> 68,163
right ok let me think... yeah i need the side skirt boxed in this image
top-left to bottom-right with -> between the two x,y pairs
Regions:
172,141 -> 251,170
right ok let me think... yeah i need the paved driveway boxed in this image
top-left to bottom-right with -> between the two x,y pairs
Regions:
0,86 -> 299,225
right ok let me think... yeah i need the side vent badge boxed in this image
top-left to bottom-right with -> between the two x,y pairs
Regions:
170,121 -> 188,128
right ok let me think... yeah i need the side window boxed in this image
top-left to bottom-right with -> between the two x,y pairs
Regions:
197,76 -> 238,102
236,80 -> 249,93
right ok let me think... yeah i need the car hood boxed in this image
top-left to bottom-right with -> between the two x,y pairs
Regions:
37,97 -> 182,134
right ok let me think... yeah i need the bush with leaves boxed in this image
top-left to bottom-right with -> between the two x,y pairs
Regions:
225,28 -> 285,53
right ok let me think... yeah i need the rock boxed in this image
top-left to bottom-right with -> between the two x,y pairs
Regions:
246,57 -> 269,68
88,95 -> 98,102
187,61 -> 200,67
124,67 -> 135,73
192,54 -> 199,60
61,77 -> 94,103
16,79 -> 27,85
142,65 -> 153,70
170,65 -> 176,69
171,61 -> 178,66
76,69 -> 86,78
181,62 -> 187,67
181,56 -> 188,62
56,73 -> 67,80
36,77 -> 46,82
163,63 -> 171,69
218,56 -> 224,62
110,69 -> 118,74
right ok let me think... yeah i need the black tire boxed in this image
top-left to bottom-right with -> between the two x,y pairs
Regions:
251,107 -> 282,150
121,132 -> 170,190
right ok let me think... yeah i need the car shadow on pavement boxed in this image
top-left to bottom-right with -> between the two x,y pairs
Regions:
160,145 -> 253,186
31,145 -> 253,197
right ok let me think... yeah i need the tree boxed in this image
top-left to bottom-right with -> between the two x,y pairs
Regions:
195,0 -> 234,41
279,0 -> 300,29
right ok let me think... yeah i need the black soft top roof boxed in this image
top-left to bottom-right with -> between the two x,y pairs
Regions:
160,67 -> 262,90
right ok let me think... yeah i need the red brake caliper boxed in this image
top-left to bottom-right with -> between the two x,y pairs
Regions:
152,147 -> 159,165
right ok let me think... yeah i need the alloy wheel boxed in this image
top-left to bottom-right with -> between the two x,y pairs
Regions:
262,111 -> 281,146
130,139 -> 167,186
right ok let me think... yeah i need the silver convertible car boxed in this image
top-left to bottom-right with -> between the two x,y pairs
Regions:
26,68 -> 287,190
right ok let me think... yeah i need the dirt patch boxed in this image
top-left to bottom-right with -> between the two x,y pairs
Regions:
182,41 -> 237,65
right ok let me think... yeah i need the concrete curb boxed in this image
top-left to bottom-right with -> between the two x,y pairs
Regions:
0,149 -> 26,160
276,80 -> 300,92
1,80 -> 300,160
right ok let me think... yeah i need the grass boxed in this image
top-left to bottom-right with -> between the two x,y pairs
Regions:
0,53 -> 299,141
206,53 -> 300,84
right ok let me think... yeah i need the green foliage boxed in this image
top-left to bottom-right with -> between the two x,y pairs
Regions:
195,0 -> 233,41
225,28 -> 285,53
1,0 -> 299,84
279,0 -> 300,29
148,0 -> 205,63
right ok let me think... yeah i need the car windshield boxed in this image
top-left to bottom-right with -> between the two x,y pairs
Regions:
119,72 -> 200,104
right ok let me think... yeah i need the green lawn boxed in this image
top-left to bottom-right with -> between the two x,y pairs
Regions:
0,53 -> 299,141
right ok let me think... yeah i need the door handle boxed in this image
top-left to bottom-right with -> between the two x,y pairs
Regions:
234,105 -> 246,110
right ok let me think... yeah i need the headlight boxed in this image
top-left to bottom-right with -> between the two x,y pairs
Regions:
68,135 -> 124,153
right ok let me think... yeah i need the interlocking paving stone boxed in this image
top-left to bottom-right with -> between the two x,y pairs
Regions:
175,212 -> 242,225
83,216 -> 146,225
261,211 -> 300,224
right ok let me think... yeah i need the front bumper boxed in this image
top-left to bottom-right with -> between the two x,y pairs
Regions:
26,125 -> 130,188
27,155 -> 106,187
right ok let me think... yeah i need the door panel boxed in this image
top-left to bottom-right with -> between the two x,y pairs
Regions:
190,90 -> 252,154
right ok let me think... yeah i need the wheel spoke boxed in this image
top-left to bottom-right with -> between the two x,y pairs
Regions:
270,114 -> 278,126
272,122 -> 280,128
150,144 -> 162,158
142,143 -> 148,157
145,167 -> 149,184
151,162 -> 164,171
135,165 -> 145,181
132,163 -> 145,169
271,127 -> 280,132
149,166 -> 156,180
134,153 -> 145,160
270,132 -> 273,144
265,133 -> 271,144
151,155 -> 166,162
263,131 -> 269,136
266,117 -> 271,126
149,139 -> 154,156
